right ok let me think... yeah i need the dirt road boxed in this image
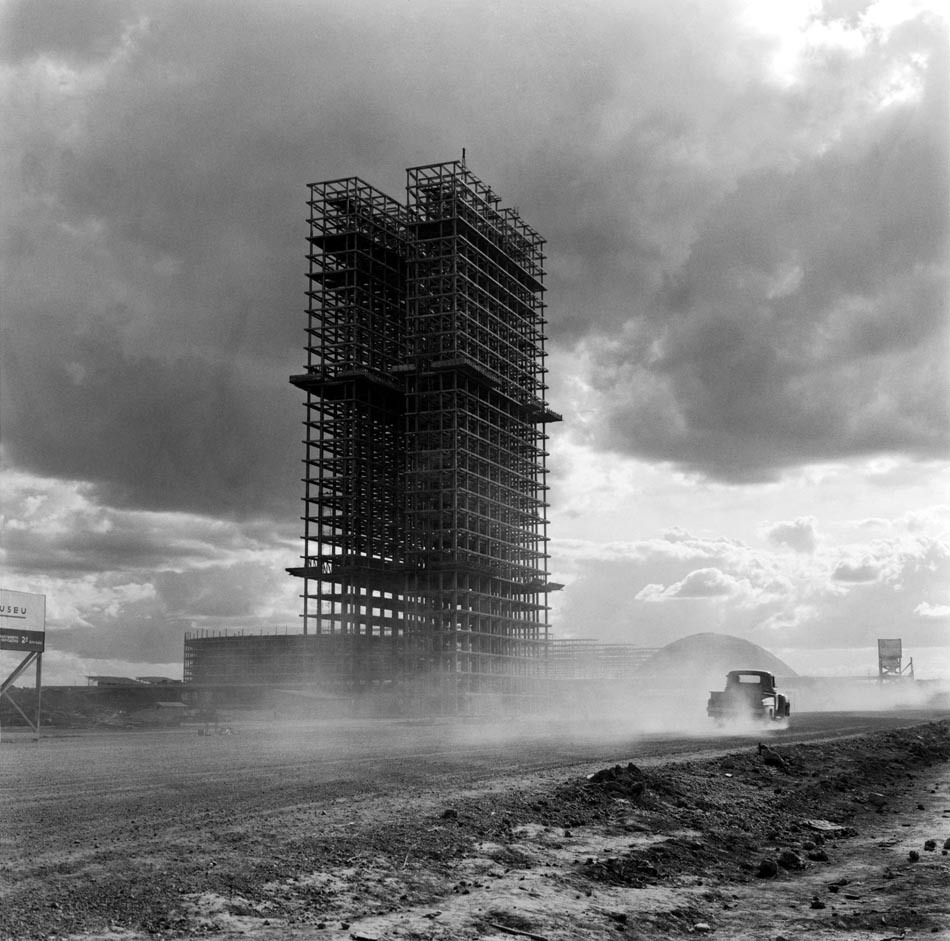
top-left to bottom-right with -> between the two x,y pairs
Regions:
2,710 -> 949,939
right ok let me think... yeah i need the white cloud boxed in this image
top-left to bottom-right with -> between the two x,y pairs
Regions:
832,559 -> 881,582
1,468 -> 299,671
765,516 -> 818,552
636,567 -> 752,601
551,506 -> 949,658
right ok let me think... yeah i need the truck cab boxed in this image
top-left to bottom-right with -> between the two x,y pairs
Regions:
707,669 -> 790,723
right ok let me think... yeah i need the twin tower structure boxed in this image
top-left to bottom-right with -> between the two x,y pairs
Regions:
288,160 -> 561,709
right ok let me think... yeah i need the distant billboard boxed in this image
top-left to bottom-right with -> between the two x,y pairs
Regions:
0,590 -> 46,652
878,638 -> 902,658
878,637 -> 902,674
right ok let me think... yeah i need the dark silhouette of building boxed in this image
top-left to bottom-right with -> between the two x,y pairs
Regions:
285,159 -> 561,710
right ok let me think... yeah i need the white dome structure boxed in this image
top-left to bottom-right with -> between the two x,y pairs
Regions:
638,632 -> 797,685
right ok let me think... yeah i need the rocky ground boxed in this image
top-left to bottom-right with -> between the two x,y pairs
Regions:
2,718 -> 949,940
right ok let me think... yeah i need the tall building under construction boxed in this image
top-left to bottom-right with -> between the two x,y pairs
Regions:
286,160 -> 561,709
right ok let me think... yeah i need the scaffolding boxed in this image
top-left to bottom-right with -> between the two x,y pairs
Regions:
289,161 -> 561,710
546,639 -> 660,679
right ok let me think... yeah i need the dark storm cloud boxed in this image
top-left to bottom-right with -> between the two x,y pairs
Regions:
0,0 -> 129,65
587,12 -> 949,481
3,320 -> 300,519
2,0 -> 366,519
2,0 -> 600,520
2,0 -> 947,524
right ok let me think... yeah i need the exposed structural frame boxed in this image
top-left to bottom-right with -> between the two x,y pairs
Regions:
288,160 -> 562,709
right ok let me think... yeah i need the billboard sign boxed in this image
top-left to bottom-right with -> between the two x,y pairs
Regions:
878,638 -> 902,658
0,590 -> 46,652
878,637 -> 902,673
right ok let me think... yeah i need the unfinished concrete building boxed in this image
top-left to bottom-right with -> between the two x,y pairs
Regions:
285,160 -> 561,710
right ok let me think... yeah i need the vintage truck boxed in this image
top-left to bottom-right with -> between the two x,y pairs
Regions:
707,670 -> 790,723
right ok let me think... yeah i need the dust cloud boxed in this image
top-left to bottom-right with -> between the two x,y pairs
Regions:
785,675 -> 950,713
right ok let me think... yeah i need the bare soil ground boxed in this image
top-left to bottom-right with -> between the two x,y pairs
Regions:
2,717 -> 949,941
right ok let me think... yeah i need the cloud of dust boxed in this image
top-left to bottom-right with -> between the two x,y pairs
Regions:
784,676 -> 950,713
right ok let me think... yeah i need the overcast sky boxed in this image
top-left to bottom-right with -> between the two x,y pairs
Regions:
1,0 -> 948,684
